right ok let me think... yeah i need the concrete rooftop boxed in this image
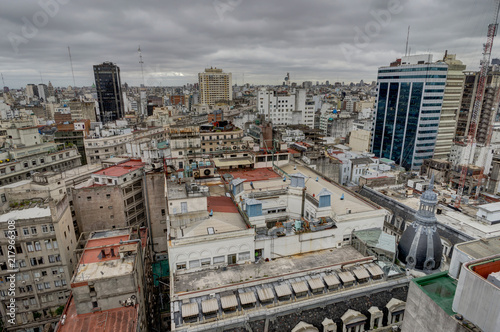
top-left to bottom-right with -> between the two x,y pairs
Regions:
241,163 -> 379,216
173,246 -> 364,294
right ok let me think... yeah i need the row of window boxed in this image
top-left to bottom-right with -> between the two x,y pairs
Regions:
176,251 -> 251,270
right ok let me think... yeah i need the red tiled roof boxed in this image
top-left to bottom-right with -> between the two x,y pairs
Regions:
57,297 -> 138,332
287,148 -> 300,154
207,196 -> 239,213
93,160 -> 145,177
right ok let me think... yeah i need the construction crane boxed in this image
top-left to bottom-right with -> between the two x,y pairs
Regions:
455,0 -> 500,207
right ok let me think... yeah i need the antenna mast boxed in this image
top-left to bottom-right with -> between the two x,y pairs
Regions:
138,46 -> 145,86
1,73 -> 5,87
67,46 -> 76,87
405,26 -> 410,56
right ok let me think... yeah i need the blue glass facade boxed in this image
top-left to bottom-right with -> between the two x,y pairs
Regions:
372,63 -> 447,170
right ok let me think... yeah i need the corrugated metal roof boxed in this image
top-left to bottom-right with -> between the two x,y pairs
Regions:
353,267 -> 370,280
338,271 -> 355,283
239,291 -> 257,305
291,281 -> 309,294
324,274 -> 340,286
181,302 -> 199,318
367,264 -> 384,277
201,298 -> 219,314
275,284 -> 292,298
257,287 -> 275,302
220,295 -> 238,309
308,278 -> 325,290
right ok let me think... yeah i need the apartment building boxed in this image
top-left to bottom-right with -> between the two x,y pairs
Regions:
72,160 -> 147,233
56,226 -> 151,332
84,126 -> 165,164
0,196 -> 77,332
198,67 -> 232,106
166,125 -> 201,170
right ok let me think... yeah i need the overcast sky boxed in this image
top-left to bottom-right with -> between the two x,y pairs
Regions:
1,0 -> 499,88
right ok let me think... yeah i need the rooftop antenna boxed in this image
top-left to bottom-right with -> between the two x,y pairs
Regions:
1,73 -> 5,87
39,71 -> 44,84
138,46 -> 145,86
67,46 -> 76,87
405,26 -> 410,56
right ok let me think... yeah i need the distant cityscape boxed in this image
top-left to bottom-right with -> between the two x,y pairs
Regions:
1,5 -> 500,332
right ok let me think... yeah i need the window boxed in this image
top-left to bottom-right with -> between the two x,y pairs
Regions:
48,255 -> 55,263
27,242 -> 34,252
54,280 -> 62,287
189,260 -> 200,268
213,256 -> 225,264
31,227 -> 37,235
19,260 -> 26,267
201,258 -> 211,266
49,225 -> 55,232
87,196 -> 92,201
239,252 -> 250,261
42,225 -> 48,233
44,282 -> 51,289
30,258 -> 37,266
52,240 -> 58,249
34,241 -> 41,251
23,228 -> 29,236
176,262 -> 186,270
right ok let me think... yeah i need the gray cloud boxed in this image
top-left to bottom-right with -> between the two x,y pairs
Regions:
0,0 -> 498,88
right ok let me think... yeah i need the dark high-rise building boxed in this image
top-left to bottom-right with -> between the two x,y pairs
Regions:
93,62 -> 124,123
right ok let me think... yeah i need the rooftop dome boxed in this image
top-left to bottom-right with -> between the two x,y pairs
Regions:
397,175 -> 443,271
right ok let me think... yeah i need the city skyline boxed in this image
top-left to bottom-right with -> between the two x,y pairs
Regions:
1,0 -> 500,88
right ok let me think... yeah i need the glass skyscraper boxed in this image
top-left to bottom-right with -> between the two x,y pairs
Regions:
93,62 -> 124,123
371,56 -> 448,170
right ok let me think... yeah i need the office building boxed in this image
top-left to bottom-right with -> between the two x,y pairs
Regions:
433,54 -> 466,160
0,197 -> 77,332
372,54 -> 447,170
198,67 -> 232,106
93,62 -> 124,123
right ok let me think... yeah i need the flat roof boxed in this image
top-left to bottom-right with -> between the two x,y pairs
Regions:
0,206 -> 51,223
456,236 -> 500,260
93,160 -> 145,177
207,196 -> 239,213
174,246 -> 364,295
478,202 -> 500,212
57,296 -> 138,332
353,228 -> 396,253
176,211 -> 247,238
213,157 -> 253,167
245,163 -> 379,216
219,167 -> 281,182
413,271 -> 458,316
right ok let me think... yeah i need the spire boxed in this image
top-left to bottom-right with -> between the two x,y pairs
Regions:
428,174 -> 435,191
